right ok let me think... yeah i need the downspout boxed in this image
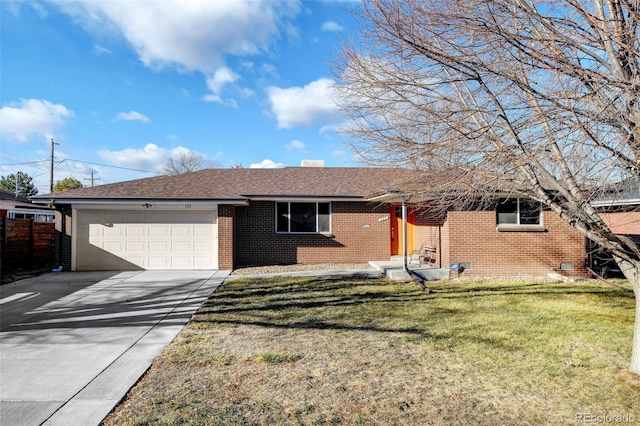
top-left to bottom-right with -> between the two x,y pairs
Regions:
402,197 -> 408,273
438,224 -> 442,268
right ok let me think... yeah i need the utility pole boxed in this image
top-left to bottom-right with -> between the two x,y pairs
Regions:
84,171 -> 100,187
50,138 -> 58,193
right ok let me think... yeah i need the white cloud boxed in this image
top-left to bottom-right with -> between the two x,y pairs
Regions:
0,99 -> 74,142
115,111 -> 150,122
266,78 -> 342,129
285,140 -> 309,153
98,144 -> 220,172
55,0 -> 301,74
203,66 -> 240,103
261,63 -> 277,75
321,21 -> 344,32
98,143 -> 169,171
93,44 -> 112,55
250,159 -> 286,168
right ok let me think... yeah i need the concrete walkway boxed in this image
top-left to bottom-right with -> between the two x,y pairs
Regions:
0,269 -> 230,426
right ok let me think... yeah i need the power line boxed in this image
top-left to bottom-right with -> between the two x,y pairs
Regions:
1,153 -> 161,175
0,160 -> 49,166
64,158 -> 162,174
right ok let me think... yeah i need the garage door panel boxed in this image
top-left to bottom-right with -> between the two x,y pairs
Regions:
194,257 -> 214,268
149,241 -> 169,252
170,257 -> 192,268
125,241 -> 146,252
78,241 -> 103,254
103,226 -> 125,238
76,209 -> 218,271
103,241 -> 124,252
148,226 -> 170,237
171,241 -> 191,252
193,225 -> 212,237
194,241 -> 212,251
126,226 -> 146,237
170,226 -> 191,237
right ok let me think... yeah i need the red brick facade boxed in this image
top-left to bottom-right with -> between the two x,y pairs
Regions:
233,201 -> 390,267
600,212 -> 640,235
217,205 -> 234,270
440,210 -> 588,277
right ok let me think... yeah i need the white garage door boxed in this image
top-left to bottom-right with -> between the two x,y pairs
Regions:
75,209 -> 218,270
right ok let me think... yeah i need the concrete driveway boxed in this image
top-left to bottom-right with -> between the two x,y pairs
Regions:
0,269 -> 230,426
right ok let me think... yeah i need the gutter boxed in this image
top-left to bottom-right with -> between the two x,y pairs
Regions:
31,198 -> 249,206
591,199 -> 640,208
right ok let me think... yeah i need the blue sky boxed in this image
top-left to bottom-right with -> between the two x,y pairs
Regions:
0,0 -> 361,193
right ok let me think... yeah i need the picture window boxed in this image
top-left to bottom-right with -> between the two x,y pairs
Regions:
496,198 -> 541,226
276,202 -> 331,233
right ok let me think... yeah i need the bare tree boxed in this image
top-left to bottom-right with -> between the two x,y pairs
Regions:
335,0 -> 640,373
162,151 -> 205,175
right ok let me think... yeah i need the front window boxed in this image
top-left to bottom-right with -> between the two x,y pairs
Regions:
496,198 -> 541,226
276,202 -> 331,233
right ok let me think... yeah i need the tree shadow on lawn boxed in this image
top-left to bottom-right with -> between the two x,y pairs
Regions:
188,275 -> 631,352
213,274 -> 381,299
431,280 -> 634,300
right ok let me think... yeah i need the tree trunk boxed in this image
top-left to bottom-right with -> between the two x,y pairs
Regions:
618,258 -> 640,375
632,289 -> 640,376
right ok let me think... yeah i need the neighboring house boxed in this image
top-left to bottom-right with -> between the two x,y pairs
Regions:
589,178 -> 640,277
32,166 -> 589,277
0,190 -> 55,222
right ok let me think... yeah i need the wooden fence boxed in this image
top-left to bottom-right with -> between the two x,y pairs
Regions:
0,217 -> 55,281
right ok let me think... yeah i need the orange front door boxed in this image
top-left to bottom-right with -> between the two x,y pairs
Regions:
390,205 -> 415,256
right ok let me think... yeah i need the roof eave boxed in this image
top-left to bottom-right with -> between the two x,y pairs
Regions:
32,198 -> 249,206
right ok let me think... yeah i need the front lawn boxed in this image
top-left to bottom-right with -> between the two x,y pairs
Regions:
104,275 -> 640,425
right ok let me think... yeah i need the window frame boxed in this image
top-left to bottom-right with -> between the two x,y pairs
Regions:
276,201 -> 331,234
496,198 -> 543,227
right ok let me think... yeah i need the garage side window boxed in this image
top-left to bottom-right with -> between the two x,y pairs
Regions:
496,198 -> 541,226
276,202 -> 331,233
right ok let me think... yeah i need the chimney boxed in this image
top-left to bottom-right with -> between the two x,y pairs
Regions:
301,160 -> 325,167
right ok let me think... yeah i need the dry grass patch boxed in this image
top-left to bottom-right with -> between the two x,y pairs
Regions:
104,275 -> 639,425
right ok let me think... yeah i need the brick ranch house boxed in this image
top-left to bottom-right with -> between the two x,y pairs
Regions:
32,166 -> 595,277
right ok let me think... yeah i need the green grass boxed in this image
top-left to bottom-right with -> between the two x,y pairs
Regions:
104,275 -> 640,425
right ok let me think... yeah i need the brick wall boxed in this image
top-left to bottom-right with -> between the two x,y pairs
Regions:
217,205 -> 234,270
234,201 -> 390,267
443,210 -> 587,277
600,211 -> 640,235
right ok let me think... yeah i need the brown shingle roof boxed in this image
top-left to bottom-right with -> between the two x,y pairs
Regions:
33,167 -> 415,202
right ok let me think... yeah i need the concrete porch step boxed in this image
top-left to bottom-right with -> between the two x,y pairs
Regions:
369,260 -> 449,281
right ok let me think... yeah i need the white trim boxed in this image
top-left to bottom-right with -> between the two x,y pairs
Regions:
71,202 -> 224,211
591,199 -> 640,207
35,199 -> 248,206
251,196 -> 363,202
